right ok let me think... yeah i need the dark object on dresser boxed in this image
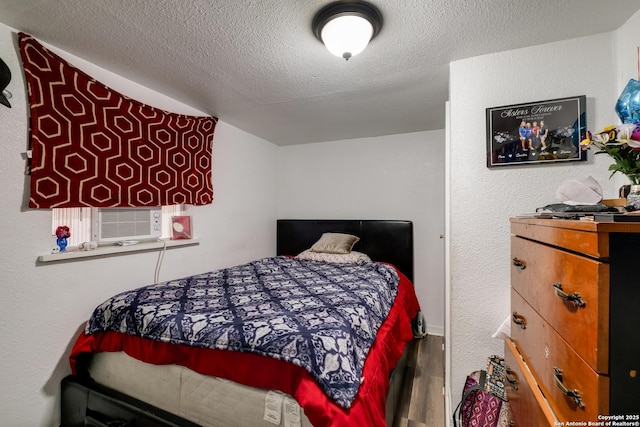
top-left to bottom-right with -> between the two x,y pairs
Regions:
537,203 -> 618,213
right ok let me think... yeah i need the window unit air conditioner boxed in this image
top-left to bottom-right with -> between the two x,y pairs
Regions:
93,207 -> 162,243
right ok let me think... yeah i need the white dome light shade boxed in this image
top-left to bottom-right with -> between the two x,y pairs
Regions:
321,15 -> 373,60
312,1 -> 383,61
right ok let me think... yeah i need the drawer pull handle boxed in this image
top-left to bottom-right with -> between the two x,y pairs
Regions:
505,368 -> 518,390
512,257 -> 526,270
511,312 -> 526,329
553,367 -> 585,408
553,283 -> 586,308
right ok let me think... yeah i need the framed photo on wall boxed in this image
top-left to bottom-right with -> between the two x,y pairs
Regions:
486,95 -> 587,168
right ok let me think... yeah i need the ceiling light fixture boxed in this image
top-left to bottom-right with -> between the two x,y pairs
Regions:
312,1 -> 382,61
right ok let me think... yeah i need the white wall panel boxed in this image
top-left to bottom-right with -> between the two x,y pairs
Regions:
277,131 -> 446,335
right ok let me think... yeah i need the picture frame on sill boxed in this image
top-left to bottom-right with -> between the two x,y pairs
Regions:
171,216 -> 192,240
486,95 -> 587,168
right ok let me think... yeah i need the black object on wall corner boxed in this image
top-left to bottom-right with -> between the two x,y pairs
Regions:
0,57 -> 11,108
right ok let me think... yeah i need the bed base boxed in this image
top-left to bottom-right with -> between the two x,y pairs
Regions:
60,375 -> 200,427
61,342 -> 410,427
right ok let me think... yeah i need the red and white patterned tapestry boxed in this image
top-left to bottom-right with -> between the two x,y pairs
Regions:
19,33 -> 217,208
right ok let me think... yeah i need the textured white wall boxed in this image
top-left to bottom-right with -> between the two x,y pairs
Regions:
616,8 -> 640,93
448,27 -> 637,406
0,23 -> 278,426
277,131 -> 446,335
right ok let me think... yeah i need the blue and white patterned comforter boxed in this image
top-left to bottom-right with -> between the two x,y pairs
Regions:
86,256 -> 400,408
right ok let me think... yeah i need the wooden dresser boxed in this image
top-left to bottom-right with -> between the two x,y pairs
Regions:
506,217 -> 640,425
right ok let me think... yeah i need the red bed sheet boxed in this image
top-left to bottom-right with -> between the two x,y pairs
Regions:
69,267 -> 420,427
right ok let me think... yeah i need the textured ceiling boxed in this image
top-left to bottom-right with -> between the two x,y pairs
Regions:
1,0 -> 640,145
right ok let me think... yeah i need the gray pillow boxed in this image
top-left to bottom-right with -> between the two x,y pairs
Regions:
310,232 -> 359,254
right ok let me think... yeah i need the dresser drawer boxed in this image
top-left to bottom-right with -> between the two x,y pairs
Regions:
504,339 -> 556,427
511,236 -> 609,373
511,289 -> 609,422
510,219 -> 609,258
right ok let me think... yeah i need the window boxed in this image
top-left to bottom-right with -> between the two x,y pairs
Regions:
51,205 -> 183,247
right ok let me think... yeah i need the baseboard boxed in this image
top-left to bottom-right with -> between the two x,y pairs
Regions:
427,324 -> 444,336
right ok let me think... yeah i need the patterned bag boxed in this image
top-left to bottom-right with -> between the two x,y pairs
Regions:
453,357 -> 511,427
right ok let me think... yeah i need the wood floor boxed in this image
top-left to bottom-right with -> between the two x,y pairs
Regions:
393,335 -> 445,427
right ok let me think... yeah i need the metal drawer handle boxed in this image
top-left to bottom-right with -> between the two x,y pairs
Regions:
553,367 -> 585,408
511,312 -> 526,329
505,368 -> 518,390
512,257 -> 526,270
553,283 -> 586,308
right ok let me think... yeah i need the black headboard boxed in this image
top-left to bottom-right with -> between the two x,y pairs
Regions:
276,220 -> 414,283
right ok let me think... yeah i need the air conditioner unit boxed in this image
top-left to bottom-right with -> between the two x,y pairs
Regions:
93,207 -> 162,243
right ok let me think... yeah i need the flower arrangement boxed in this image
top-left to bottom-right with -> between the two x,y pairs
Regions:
580,123 -> 640,184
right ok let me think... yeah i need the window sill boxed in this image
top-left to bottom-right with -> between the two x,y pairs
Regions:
37,238 -> 199,263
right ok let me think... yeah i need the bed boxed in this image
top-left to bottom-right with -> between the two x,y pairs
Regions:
62,219 -> 421,427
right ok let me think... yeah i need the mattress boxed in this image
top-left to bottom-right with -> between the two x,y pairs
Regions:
70,257 -> 419,425
70,270 -> 418,426
71,276 -> 418,426
88,351 -> 313,426
87,346 -> 408,427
